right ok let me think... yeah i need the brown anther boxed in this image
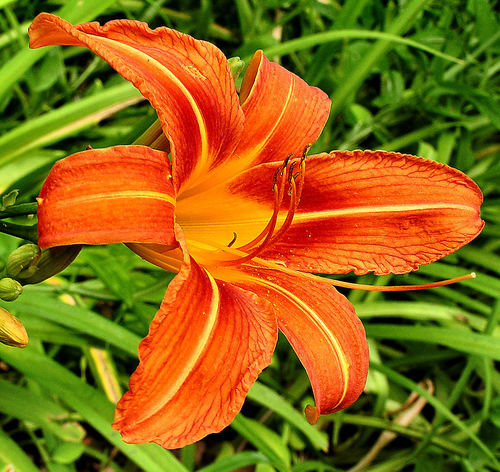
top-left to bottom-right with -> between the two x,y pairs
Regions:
302,143 -> 312,158
86,144 -> 93,150
281,154 -> 293,175
227,232 -> 238,247
288,162 -> 297,185
272,167 -> 281,191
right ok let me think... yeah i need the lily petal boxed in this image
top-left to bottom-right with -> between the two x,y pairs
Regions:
236,266 -> 368,418
113,232 -> 277,449
214,151 -> 483,275
236,51 -> 331,168
29,13 -> 244,192
38,146 -> 176,248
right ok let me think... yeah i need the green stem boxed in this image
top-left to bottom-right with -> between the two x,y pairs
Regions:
0,221 -> 38,243
0,202 -> 38,219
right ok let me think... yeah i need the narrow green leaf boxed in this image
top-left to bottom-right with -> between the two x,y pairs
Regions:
0,0 -> 125,103
0,82 -> 141,167
330,0 -> 432,113
1,290 -> 141,356
231,415 -> 290,472
0,428 -> 41,472
258,30 -> 463,65
0,344 -> 188,472
0,378 -> 84,442
247,382 -> 328,451
365,324 -> 500,360
197,452 -> 272,472
372,363 -> 500,469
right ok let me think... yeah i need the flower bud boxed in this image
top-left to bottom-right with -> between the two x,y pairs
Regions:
0,306 -> 28,348
5,244 -> 41,278
21,245 -> 81,284
228,57 -> 245,81
0,278 -> 23,301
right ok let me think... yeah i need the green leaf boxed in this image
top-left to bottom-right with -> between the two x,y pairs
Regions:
0,82 -> 141,167
51,442 -> 85,464
197,452 -> 272,472
0,344 -> 188,472
231,415 -> 291,472
247,382 -> 328,451
365,324 -> 500,360
0,0 -> 126,104
0,428 -> 41,472
0,378 -> 85,442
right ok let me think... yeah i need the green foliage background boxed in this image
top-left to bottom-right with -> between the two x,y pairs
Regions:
0,0 -> 499,470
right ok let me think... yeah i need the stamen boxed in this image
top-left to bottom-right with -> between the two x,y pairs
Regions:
282,153 -> 293,171
219,154 -> 308,267
249,256 -> 477,292
268,176 -> 298,244
236,163 -> 287,252
192,238 -> 476,293
326,272 -> 477,291
221,188 -> 282,266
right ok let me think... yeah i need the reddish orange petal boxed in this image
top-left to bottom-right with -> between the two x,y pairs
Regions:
113,234 -> 277,448
217,151 -> 483,275
29,13 -> 244,192
37,146 -> 176,248
235,51 -> 330,167
235,266 -> 368,417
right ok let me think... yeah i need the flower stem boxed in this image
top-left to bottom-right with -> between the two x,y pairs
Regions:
0,221 -> 38,243
0,203 -> 38,220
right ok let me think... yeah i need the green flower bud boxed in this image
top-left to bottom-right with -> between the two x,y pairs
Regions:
6,244 -> 41,278
21,245 -> 81,284
228,57 -> 245,81
0,306 -> 28,348
0,278 -> 22,301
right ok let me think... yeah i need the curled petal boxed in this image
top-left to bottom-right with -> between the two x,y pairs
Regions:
29,13 -> 244,192
236,51 -> 330,168
215,151 -> 484,275
235,266 -> 369,417
38,146 -> 176,248
113,231 -> 277,448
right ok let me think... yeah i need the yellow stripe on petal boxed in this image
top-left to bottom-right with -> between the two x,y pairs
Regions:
251,277 -> 349,409
38,146 -> 177,248
95,36 -> 209,169
56,190 -> 176,208
293,203 -> 478,222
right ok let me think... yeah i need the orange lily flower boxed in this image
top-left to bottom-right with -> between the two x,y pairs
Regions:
29,13 -> 483,449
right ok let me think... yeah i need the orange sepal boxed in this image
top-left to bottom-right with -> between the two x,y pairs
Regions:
234,51 -> 331,168
37,146 -> 176,248
221,150 -> 484,275
236,266 -> 369,417
113,229 -> 277,449
29,13 -> 244,193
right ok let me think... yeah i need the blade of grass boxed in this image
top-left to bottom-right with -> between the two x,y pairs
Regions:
0,82 -> 141,166
330,0 -> 431,114
247,381 -> 328,451
0,344 -> 188,472
365,325 -> 500,359
371,363 -> 500,468
231,415 -> 290,472
258,30 -> 463,65
1,290 -> 141,356
0,378 -> 85,442
0,428 -> 41,472
0,0 -> 123,104
196,452 -> 272,472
